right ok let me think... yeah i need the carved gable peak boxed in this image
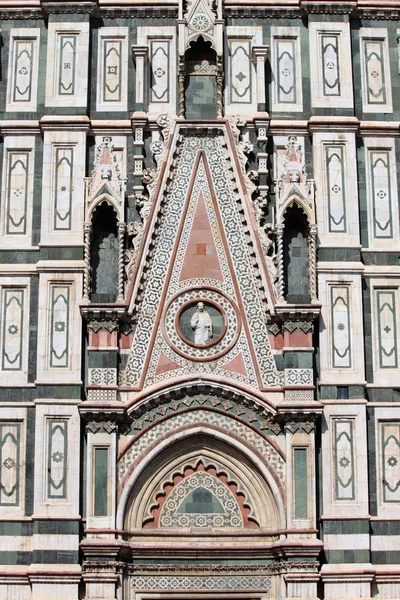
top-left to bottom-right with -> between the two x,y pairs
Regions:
87,137 -> 125,216
186,0 -> 216,33
277,136 -> 315,224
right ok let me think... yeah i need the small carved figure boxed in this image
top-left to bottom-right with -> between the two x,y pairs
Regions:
190,302 -> 213,345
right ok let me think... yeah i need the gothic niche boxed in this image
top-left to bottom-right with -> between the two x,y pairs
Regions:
183,36 -> 218,119
283,204 -> 310,304
90,202 -> 118,302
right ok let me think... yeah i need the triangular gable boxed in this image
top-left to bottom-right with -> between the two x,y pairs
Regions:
120,123 -> 282,393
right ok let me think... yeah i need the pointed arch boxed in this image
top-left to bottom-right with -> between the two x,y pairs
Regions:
117,424 -> 286,532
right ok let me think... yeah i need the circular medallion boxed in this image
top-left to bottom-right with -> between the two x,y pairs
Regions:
162,288 -> 241,362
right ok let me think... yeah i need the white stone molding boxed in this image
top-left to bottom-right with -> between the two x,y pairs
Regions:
96,27 -> 129,112
271,26 -> 303,113
313,131 -> 360,247
0,276 -> 31,386
0,135 -> 35,249
308,21 -> 354,109
359,27 -> 393,114
45,21 -> 90,108
6,28 -> 40,113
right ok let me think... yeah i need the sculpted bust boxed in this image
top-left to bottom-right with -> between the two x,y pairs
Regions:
190,302 -> 213,345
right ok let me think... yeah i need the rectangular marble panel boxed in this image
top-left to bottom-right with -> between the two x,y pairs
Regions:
58,35 -> 77,96
151,39 -> 170,104
360,29 -> 392,113
376,290 -> 398,369
97,28 -> 128,111
326,145 -> 346,233
1,288 -> 24,371
229,39 -> 252,104
330,285 -> 352,369
6,29 -> 40,112
334,419 -> 355,501
369,150 -> 392,239
49,284 -> 70,369
321,34 -> 341,97
0,423 -> 20,507
5,151 -> 30,236
47,419 -> 68,500
54,147 -> 73,231
381,422 -> 400,503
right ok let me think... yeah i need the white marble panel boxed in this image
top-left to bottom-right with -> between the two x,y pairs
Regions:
309,21 -> 354,108
0,136 -> 35,249
271,26 -> 303,112
41,130 -> 86,245
96,27 -> 129,112
45,22 -> 89,108
360,28 -> 392,114
137,27 -> 177,115
365,138 -> 399,249
313,132 -> 360,247
6,28 -> 40,113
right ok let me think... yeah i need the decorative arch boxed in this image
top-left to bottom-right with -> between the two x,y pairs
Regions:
87,191 -> 120,222
117,420 -> 286,532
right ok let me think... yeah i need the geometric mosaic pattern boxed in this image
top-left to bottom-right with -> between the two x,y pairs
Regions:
118,409 -> 285,483
130,575 -> 272,590
159,471 -> 243,528
122,130 -> 281,389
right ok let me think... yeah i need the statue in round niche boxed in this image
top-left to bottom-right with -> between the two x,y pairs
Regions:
191,301 -> 213,345
177,300 -> 225,348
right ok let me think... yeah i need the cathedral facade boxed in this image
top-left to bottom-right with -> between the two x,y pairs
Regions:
0,0 -> 400,599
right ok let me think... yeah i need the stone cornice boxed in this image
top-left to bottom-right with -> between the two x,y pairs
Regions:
1,0 -> 400,19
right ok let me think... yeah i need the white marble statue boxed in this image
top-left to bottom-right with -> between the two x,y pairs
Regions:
190,302 -> 213,345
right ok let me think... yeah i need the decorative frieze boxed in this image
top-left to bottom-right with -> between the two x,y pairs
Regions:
129,575 -> 272,591
6,28 -> 40,112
